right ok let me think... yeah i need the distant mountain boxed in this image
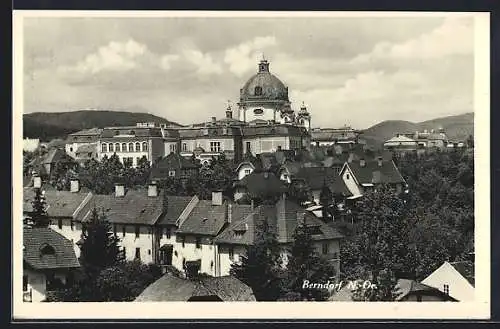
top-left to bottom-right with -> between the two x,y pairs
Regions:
23,110 -> 183,141
362,113 -> 474,150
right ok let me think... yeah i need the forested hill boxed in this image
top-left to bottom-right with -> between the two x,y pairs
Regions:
23,110 -> 183,142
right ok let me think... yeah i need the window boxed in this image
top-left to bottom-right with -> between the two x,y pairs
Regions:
123,247 -> 126,258
322,242 -> 329,255
135,226 -> 140,238
115,143 -> 121,152
142,142 -> 148,152
346,174 -> 350,180
130,130 -> 135,135
253,108 -> 264,115
169,144 -> 176,153
70,220 -> 74,231
58,219 -> 62,230
135,142 -> 141,152
165,228 -> 171,239
101,143 -> 107,153
135,248 -> 141,260
210,141 -> 221,153
182,258 -> 186,268
128,143 -> 134,152
229,247 -> 234,260
443,284 -> 450,295
113,224 -> 117,236
169,170 -> 176,177
115,130 -> 120,136
148,249 -> 151,255
254,86 -> 262,96
182,143 -> 187,152
69,147 -> 73,152
246,141 -> 251,153
122,225 -> 126,237
244,169 -> 251,175
182,237 -> 185,248
88,152 -> 92,157
109,143 -> 114,152
23,275 -> 28,292
122,143 -> 127,152
196,237 -> 201,249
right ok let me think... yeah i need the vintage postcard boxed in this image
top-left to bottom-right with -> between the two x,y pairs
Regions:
12,10 -> 490,320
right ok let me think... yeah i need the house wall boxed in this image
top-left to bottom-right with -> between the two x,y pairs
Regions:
181,137 -> 235,154
98,138 -> 164,167
237,164 -> 255,181
421,262 -> 475,301
49,219 -> 84,257
243,136 -> 290,155
23,138 -> 40,152
113,224 -> 155,264
174,235 -> 217,276
216,245 -> 248,276
342,166 -> 363,196
164,141 -> 179,156
157,226 -> 178,264
23,267 -> 68,302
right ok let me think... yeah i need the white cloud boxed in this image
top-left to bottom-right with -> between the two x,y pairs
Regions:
351,17 -> 473,64
224,36 -> 277,77
181,48 -> 223,75
160,54 -> 181,70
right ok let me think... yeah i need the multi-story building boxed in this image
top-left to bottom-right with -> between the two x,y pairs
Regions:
97,124 -> 166,167
310,126 -> 362,147
65,128 -> 102,159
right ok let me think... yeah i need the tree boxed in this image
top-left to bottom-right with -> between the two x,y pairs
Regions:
283,221 -> 336,301
340,186 -> 415,301
78,208 -> 123,276
288,180 -> 312,205
319,182 -> 333,220
27,188 -> 51,227
230,219 -> 285,301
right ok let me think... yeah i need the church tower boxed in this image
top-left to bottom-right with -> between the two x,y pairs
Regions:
296,102 -> 311,131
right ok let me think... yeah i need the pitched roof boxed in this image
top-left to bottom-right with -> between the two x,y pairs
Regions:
23,188 -> 92,218
69,128 -> 103,136
347,160 -> 406,185
154,153 -> 199,170
328,175 -> 353,197
215,198 -> 343,245
23,227 -> 80,270
233,172 -> 287,196
157,196 -> 194,226
100,127 -> 163,138
280,162 -> 303,176
135,273 -> 256,301
176,201 -> 254,236
78,189 -> 165,225
294,167 -> 337,190
393,279 -> 457,301
75,144 -> 97,154
449,261 -> 475,287
242,124 -> 308,137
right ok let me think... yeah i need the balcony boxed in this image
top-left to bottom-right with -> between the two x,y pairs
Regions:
23,289 -> 32,302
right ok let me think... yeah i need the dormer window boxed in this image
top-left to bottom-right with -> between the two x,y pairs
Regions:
40,244 -> 55,256
254,86 -> 262,96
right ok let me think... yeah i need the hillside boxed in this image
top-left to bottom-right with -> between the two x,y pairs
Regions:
23,110 -> 183,141
362,113 -> 474,150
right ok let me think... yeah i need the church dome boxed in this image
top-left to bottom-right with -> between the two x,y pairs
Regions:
239,59 -> 289,103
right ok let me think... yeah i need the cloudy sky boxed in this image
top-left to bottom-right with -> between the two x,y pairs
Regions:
22,14 -> 475,129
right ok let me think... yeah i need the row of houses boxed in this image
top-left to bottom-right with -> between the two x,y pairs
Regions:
384,129 -> 466,153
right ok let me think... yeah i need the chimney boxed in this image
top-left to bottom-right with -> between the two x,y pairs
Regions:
148,181 -> 158,197
211,116 -> 217,124
115,183 -> 125,197
33,176 -> 42,188
70,179 -> 80,193
226,203 -> 232,224
212,191 -> 223,206
377,156 -> 383,167
359,158 -> 366,167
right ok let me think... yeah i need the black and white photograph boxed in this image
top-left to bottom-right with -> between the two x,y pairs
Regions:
13,11 -> 490,319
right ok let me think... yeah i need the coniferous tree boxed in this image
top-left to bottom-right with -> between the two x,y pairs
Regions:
28,188 -> 51,227
78,207 -> 123,276
230,219 -> 284,301
284,220 -> 336,301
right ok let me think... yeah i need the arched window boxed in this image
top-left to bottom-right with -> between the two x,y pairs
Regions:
254,86 -> 262,96
108,143 -> 114,152
135,142 -> 141,152
101,143 -> 107,153
142,142 -> 148,152
128,143 -> 134,152
122,143 -> 127,152
115,143 -> 121,152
